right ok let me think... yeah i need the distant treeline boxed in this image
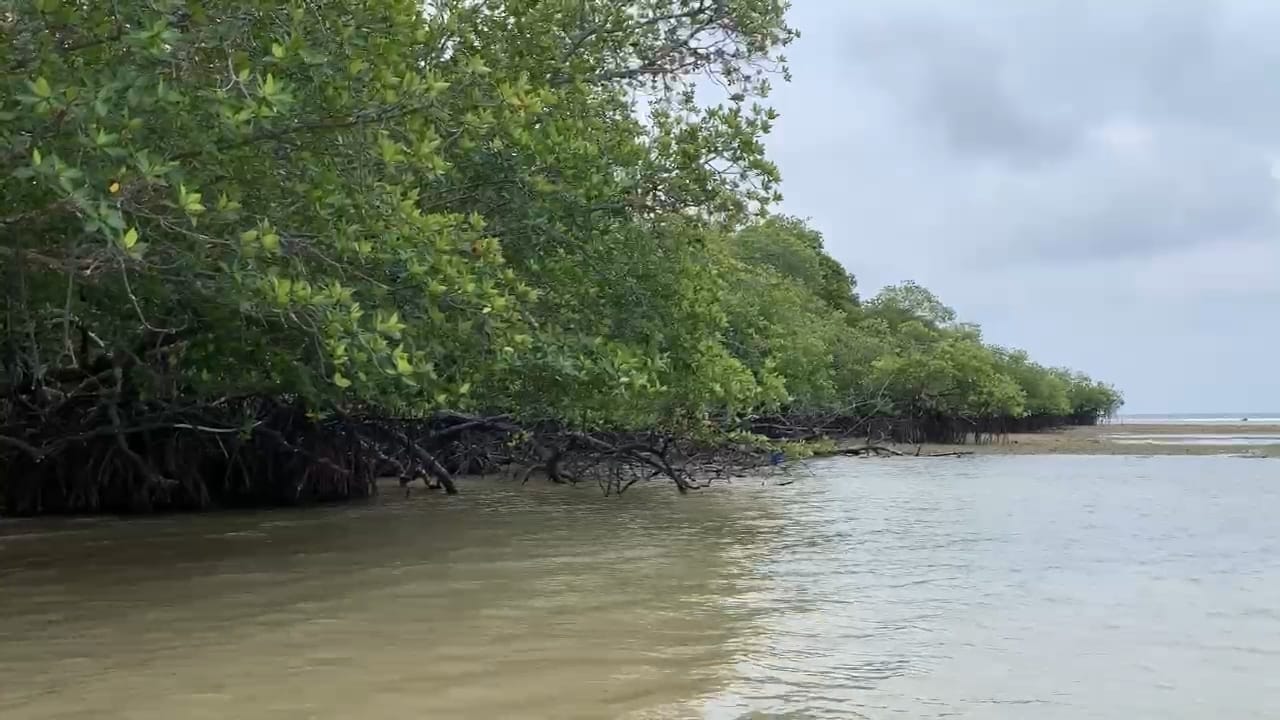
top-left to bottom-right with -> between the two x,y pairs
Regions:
0,0 -> 1118,513
721,217 -> 1121,444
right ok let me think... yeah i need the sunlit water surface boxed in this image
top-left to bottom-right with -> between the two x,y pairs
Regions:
3,455 -> 1279,719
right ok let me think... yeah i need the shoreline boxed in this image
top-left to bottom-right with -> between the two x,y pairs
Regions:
866,423 -> 1280,458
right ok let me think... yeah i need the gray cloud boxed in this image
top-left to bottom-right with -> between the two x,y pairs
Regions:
982,128 -> 1280,260
768,0 -> 1280,412
844,13 -> 1079,165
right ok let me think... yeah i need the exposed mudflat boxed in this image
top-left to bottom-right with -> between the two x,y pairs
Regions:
891,423 -> 1280,457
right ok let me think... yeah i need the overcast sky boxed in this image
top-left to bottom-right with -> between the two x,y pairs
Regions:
767,0 -> 1280,413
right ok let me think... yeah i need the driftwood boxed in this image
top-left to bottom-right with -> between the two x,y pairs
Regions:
839,444 -> 974,459
840,444 -> 905,457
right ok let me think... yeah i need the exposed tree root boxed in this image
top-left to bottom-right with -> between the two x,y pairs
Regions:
1,391 -> 790,513
2,390 -> 1029,516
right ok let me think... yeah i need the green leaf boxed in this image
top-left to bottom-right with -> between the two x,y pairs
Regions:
332,372 -> 352,388
102,208 -> 126,230
271,43 -> 286,59
31,77 -> 51,98
31,148 -> 41,166
178,184 -> 205,215
121,228 -> 139,249
394,351 -> 413,375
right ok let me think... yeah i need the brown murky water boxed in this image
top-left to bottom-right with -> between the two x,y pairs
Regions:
3,455 -> 1280,718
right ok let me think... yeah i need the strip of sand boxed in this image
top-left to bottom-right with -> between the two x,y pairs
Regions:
885,423 -> 1280,458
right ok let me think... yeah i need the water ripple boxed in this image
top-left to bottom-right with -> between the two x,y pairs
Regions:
2,456 -> 1280,718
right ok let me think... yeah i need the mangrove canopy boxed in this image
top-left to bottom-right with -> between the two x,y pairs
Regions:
0,0 -> 1121,513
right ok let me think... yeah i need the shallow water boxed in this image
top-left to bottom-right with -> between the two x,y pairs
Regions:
3,455 -> 1280,719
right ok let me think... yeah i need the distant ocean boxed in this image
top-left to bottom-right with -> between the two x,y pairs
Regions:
1115,413 -> 1280,425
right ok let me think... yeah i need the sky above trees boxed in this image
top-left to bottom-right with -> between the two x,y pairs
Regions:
767,0 -> 1280,413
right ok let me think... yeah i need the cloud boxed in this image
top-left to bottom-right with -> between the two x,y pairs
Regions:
767,0 -> 1280,412
842,11 -> 1078,166
980,125 -> 1280,261
1131,239 -> 1280,299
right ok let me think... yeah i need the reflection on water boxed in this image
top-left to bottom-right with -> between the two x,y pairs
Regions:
0,484 -> 769,720
3,456 -> 1280,719
1108,433 -> 1280,446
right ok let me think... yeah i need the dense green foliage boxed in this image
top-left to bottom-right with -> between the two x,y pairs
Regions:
718,219 -> 1121,438
1,0 -> 1120,458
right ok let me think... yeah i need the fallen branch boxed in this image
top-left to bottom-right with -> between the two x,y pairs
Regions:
840,444 -> 905,457
387,427 -> 458,495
